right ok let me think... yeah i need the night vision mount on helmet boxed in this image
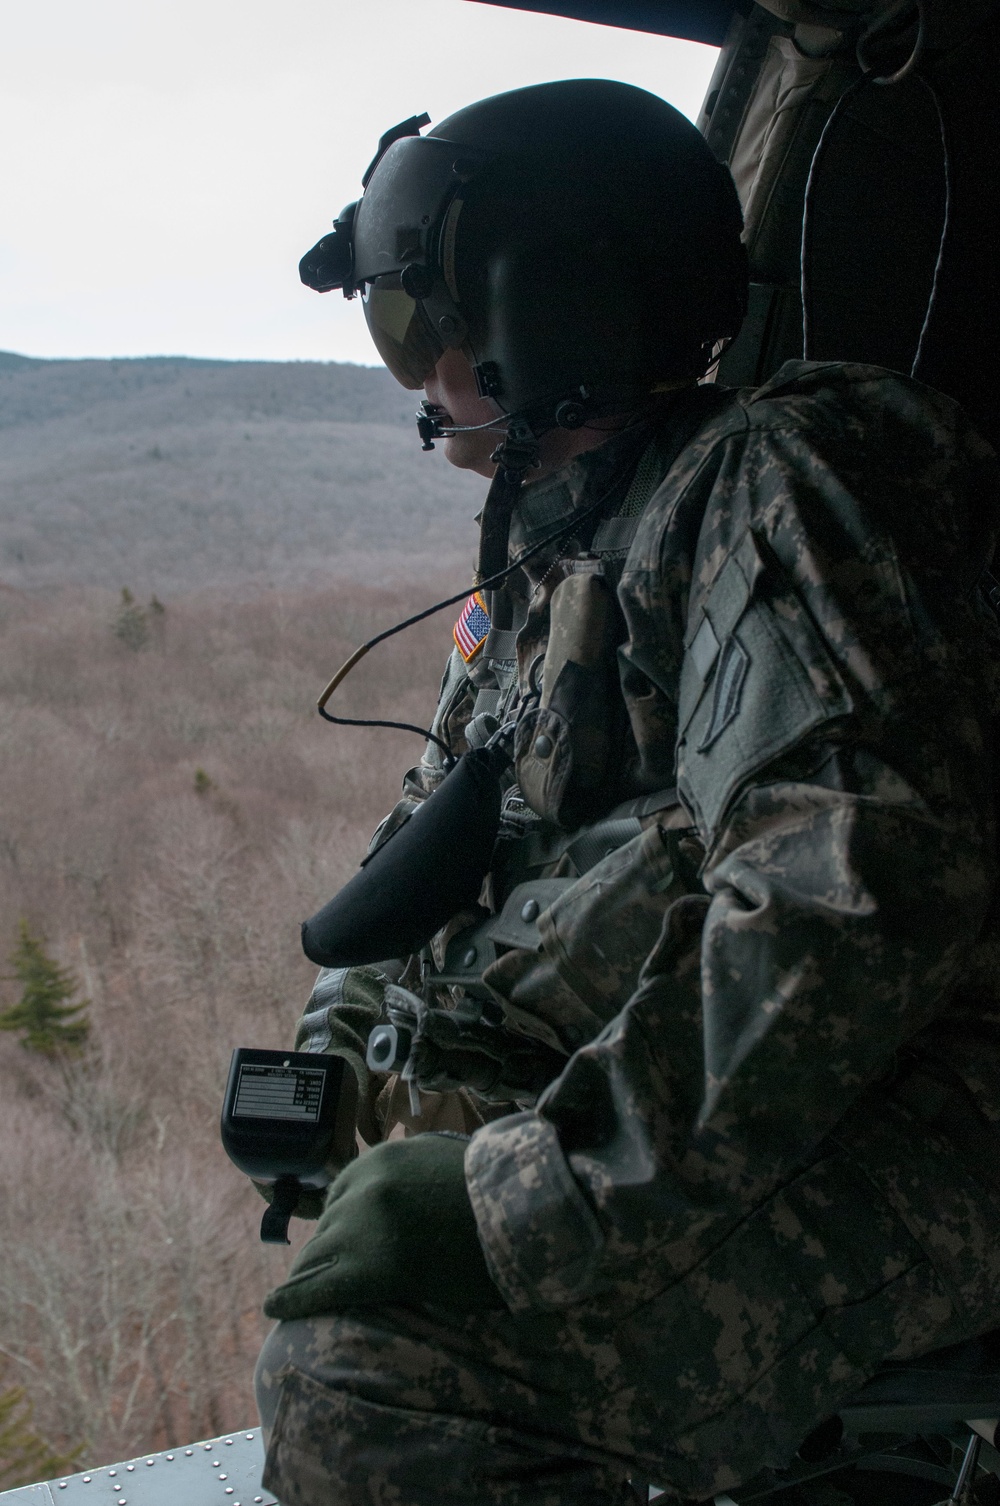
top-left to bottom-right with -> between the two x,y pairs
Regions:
300,79 -> 748,459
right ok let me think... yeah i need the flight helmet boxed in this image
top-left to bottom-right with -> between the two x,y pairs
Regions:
300,79 -> 748,437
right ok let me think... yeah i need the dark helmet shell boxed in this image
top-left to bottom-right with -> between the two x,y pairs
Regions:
301,79 -> 748,423
429,79 -> 748,416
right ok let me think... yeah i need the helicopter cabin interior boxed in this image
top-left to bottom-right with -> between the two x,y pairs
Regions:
2,0 -> 998,1501
484,0 -> 1000,457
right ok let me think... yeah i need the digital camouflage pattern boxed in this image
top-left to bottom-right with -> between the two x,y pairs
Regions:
294,963 -> 490,1146
472,360 -> 1000,1312
260,361 -> 1000,1504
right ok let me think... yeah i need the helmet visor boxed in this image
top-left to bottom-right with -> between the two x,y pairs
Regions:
362,275 -> 443,389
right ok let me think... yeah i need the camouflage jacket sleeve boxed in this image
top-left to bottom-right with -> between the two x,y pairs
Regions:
466,362 -> 1000,1313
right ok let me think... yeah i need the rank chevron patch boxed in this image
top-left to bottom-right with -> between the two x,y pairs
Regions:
453,590 -> 491,662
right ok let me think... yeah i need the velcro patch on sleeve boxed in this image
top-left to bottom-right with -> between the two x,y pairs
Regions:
698,635 -> 750,750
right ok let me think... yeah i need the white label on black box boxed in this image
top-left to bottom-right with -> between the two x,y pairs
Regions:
234,1064 -> 326,1122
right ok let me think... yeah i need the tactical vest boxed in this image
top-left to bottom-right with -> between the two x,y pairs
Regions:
301,387 -> 732,1054
432,390 -> 733,1050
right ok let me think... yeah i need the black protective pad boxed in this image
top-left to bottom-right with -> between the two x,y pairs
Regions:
301,747 -> 504,967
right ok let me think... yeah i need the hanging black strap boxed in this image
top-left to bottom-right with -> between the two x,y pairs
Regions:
477,467 -> 523,583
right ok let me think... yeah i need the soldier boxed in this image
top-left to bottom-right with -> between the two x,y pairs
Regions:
255,79 -> 1000,1505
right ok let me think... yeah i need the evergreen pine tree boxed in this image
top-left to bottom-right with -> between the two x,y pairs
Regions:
0,922 -> 90,1056
0,1365 -> 80,1489
112,586 -> 150,650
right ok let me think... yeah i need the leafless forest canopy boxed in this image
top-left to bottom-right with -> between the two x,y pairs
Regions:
0,351 -> 481,592
0,353 -> 484,1477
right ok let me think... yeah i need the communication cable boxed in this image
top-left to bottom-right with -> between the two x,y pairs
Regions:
315,474 -> 631,765
800,0 -> 949,380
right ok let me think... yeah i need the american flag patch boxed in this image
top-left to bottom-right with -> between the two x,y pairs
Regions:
453,590 -> 491,662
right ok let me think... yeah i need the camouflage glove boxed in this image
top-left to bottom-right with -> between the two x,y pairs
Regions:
386,984 -> 568,1104
253,964 -> 390,1220
263,1134 -> 504,1319
295,964 -> 391,1144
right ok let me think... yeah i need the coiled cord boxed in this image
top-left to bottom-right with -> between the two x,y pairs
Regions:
800,0 -> 949,379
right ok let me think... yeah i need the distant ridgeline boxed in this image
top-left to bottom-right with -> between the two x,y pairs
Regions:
0,353 -> 481,593
0,351 -> 416,430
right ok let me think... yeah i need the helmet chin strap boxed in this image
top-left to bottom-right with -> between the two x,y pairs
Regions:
490,416 -> 541,474
417,389 -> 659,583
420,385 -> 678,587
414,403 -> 542,583
478,417 -> 543,581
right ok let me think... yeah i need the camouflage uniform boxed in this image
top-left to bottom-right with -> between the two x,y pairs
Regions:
257,361 -> 1000,1505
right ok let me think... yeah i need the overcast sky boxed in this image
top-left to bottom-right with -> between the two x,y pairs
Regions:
0,0 -> 717,365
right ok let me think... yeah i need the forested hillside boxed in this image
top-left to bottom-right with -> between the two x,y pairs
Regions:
0,355 -> 484,1479
0,352 -> 482,591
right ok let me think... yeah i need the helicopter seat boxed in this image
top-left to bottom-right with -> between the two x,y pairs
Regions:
838,1327 -> 1000,1441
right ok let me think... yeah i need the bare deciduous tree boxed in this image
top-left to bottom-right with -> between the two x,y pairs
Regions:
0,577 -> 452,1469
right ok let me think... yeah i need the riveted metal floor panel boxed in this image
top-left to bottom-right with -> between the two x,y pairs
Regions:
0,1428 -> 276,1506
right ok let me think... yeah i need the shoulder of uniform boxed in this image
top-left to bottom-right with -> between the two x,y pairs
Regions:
644,359 -> 930,474
626,359 -> 997,579
643,386 -> 750,495
732,358 -> 978,443
738,357 -> 921,404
